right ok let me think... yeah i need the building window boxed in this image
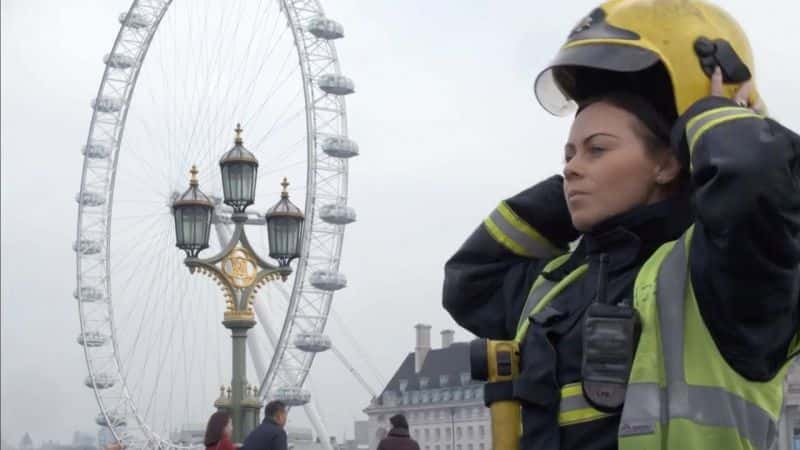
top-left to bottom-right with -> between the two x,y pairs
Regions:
479,425 -> 485,438
399,379 -> 408,392
464,389 -> 473,400
420,377 -> 430,388
446,446 -> 451,450
422,391 -> 430,403
445,428 -> 451,440
479,445 -> 484,450
460,372 -> 470,386
467,445 -> 474,450
440,374 -> 449,386
435,428 -> 441,441
443,390 -> 451,401
433,390 -> 441,402
456,446 -> 462,450
467,426 -> 474,439
475,387 -> 483,399
456,427 -> 462,440
435,446 -> 440,450
412,392 -> 420,404
425,429 -> 430,441
454,389 -> 462,401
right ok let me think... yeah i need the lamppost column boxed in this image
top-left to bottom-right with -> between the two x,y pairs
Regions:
225,315 -> 256,443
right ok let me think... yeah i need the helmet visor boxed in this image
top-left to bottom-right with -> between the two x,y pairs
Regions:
534,43 -> 661,116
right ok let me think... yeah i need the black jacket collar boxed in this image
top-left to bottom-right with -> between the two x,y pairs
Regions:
549,194 -> 692,279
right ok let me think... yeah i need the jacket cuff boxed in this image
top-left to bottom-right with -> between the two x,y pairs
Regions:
671,96 -> 763,160
483,201 -> 565,258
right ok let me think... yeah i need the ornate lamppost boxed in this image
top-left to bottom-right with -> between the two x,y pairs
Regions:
171,124 -> 304,443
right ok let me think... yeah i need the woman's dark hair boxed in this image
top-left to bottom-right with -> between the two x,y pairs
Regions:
577,90 -> 691,192
204,411 -> 231,447
389,414 -> 409,430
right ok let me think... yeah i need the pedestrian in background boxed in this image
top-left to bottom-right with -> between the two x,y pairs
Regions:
377,414 -> 419,450
204,411 -> 235,450
241,401 -> 288,450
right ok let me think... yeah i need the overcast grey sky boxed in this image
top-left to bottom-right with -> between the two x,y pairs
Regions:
2,0 -> 799,445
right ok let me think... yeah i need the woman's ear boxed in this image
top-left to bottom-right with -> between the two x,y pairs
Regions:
654,154 -> 681,185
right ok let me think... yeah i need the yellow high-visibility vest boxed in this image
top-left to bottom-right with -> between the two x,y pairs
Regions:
514,227 -> 799,449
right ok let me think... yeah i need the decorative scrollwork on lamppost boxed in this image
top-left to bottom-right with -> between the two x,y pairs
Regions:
171,124 -> 304,443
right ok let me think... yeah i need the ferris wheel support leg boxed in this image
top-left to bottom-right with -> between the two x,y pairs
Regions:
304,402 -> 335,450
251,297 -> 334,450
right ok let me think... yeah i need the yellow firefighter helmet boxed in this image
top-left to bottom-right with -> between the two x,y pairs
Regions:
535,0 -> 760,119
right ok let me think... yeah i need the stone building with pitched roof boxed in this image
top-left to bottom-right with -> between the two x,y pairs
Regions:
363,325 -> 490,450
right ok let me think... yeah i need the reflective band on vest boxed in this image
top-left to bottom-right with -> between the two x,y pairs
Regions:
685,106 -> 762,154
484,202 -> 563,258
559,383 -> 614,426
514,258 -> 588,342
618,235 -> 778,450
514,277 -> 557,338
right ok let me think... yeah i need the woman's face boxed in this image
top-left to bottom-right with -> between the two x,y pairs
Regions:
224,419 -> 233,438
563,101 -> 676,232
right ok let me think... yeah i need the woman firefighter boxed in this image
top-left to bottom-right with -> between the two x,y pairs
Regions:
443,1 -> 800,449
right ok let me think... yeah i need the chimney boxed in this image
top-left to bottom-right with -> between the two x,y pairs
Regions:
414,323 -> 432,373
441,329 -> 455,348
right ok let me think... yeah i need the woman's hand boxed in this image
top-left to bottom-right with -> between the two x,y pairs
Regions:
710,66 -> 766,114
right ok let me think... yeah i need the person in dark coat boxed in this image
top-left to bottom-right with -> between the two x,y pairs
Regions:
240,401 -> 288,450
377,415 -> 419,450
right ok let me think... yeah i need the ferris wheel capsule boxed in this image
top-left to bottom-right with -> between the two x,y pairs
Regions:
294,332 -> 332,353
118,11 -> 151,29
96,412 -> 127,428
272,386 -> 311,406
308,18 -> 344,40
318,204 -> 356,225
73,239 -> 103,255
77,332 -> 109,347
82,142 -> 112,159
85,374 -> 116,390
309,270 -> 347,291
74,286 -> 105,303
91,97 -> 123,113
321,136 -> 359,158
76,191 -> 106,207
104,53 -> 137,69
318,74 -> 355,95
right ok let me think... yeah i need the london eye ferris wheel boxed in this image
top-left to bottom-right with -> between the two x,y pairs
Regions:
74,0 -> 358,447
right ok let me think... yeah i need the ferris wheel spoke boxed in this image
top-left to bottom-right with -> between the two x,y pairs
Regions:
115,228 -> 174,369
202,1 -> 280,148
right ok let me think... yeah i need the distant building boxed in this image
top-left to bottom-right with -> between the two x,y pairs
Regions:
364,325 -> 490,450
19,434 -> 34,450
353,421 -> 369,450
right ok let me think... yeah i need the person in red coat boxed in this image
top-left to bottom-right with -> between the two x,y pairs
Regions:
204,411 -> 236,450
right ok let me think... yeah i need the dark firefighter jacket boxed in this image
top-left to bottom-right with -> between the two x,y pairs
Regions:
442,96 -> 800,450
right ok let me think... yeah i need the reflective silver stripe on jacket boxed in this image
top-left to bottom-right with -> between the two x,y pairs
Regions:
487,208 -> 558,258
515,278 -> 557,335
685,106 -> 760,153
619,236 -> 777,450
